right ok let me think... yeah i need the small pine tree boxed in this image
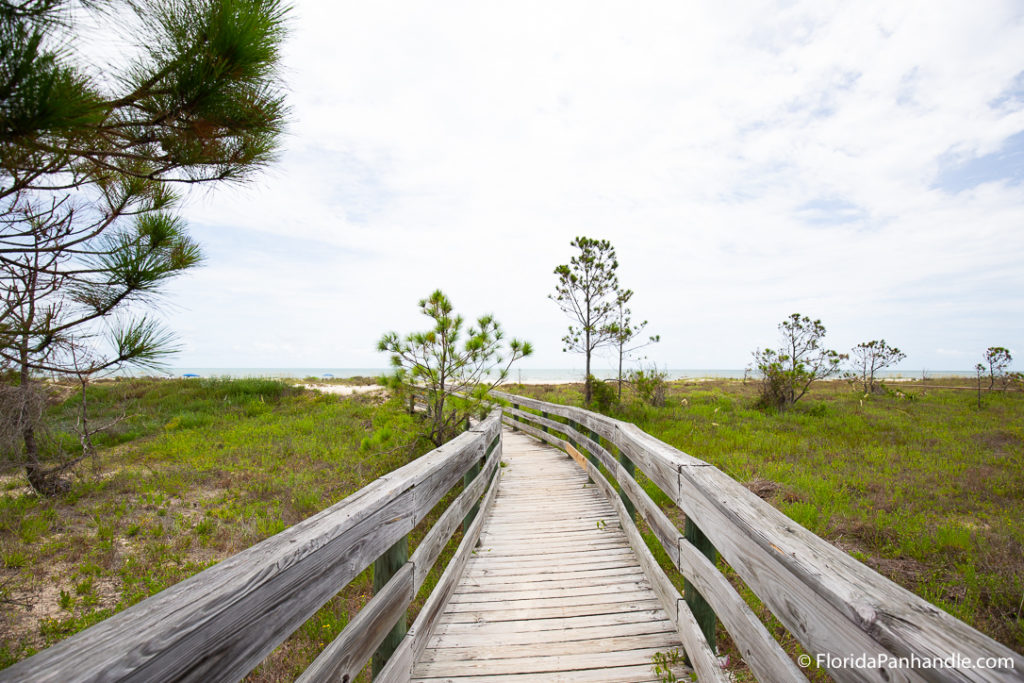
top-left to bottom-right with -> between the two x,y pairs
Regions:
983,347 -> 1013,391
550,236 -> 620,405
751,314 -> 846,410
850,340 -> 907,394
379,290 -> 532,446
604,288 -> 659,399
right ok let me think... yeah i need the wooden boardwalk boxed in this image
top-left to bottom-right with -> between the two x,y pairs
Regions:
411,429 -> 685,682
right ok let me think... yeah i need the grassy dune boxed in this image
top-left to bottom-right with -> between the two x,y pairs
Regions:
0,378 -> 440,680
3,376 -> 1020,680
505,378 -> 1024,673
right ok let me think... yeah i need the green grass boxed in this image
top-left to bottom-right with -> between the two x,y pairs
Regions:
506,378 -> 1024,671
0,378 -> 437,680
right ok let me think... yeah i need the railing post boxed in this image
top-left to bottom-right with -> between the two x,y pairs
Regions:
541,410 -> 549,433
586,428 -> 601,481
684,518 -> 718,655
617,446 -> 636,523
511,403 -> 519,431
371,536 -> 408,676
463,460 -> 482,533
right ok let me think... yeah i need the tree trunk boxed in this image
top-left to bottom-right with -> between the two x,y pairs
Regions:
584,299 -> 592,405
18,368 -> 69,496
584,353 -> 592,404
617,342 -> 623,400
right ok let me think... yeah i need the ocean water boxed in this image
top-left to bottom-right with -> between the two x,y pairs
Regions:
132,367 -> 974,381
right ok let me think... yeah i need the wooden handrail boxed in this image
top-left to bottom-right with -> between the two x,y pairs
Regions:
1,411 -> 503,683
492,391 -> 1024,683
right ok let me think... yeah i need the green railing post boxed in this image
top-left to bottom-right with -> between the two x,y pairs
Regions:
684,518 -> 718,655
464,435 -> 497,532
371,536 -> 408,676
587,428 -> 601,478
617,446 -> 636,522
463,459 -> 481,533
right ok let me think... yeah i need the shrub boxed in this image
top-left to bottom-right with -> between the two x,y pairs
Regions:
751,314 -> 845,410
627,366 -> 667,407
588,375 -> 619,412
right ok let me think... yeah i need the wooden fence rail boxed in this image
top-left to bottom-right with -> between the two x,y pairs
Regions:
0,411 -> 503,683
491,390 -> 1024,683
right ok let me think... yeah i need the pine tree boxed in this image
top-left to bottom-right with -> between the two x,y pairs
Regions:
550,236 -> 620,405
379,290 -> 532,446
0,0 -> 289,494
604,288 -> 659,399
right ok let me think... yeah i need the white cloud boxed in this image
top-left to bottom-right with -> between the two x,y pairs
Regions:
168,0 -> 1024,371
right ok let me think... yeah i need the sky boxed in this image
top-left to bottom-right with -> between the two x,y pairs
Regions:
156,1 -> 1023,372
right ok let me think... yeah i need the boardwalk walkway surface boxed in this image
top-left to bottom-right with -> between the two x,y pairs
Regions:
411,429 -> 684,682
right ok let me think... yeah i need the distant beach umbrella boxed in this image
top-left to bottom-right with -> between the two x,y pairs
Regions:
322,373 -> 334,379
182,373 -> 200,378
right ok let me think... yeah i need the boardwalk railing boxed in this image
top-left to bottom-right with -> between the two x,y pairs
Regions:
492,390 -> 1024,683
1,411 -> 503,683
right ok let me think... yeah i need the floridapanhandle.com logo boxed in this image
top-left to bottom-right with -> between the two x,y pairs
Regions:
797,652 -> 1016,671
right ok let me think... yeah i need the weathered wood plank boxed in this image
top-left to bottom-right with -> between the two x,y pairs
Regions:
420,631 -> 682,663
452,584 -> 655,604
297,562 -> 414,683
498,394 -> 1024,682
410,427 -> 687,682
437,597 -> 666,623
429,619 -> 676,649
443,589 -> 659,612
674,597 -> 730,683
582,457 -> 726,682
466,547 -> 636,564
413,645 -> 686,678
479,532 -> 627,548
480,516 -> 618,531
455,574 -> 648,595
469,542 -> 630,561
457,565 -> 647,588
502,415 -> 786,680
409,432 -> 501,590
1,414 -> 503,683
403,438 -> 504,669
524,401 -> 807,681
375,633 -> 414,683
433,608 -> 672,635
498,398 -> 680,499
465,560 -> 638,577
412,662 -> 688,683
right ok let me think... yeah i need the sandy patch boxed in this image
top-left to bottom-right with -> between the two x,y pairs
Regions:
301,384 -> 386,396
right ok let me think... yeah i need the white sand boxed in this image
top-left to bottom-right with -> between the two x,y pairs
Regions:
301,383 -> 386,395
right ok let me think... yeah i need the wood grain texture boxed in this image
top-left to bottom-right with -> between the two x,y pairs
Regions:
581,446 -> 727,682
1,414 -> 502,683
408,432 -> 500,590
297,562 -> 413,683
507,403 -> 810,681
376,447 -> 503,683
496,393 -> 1024,682
411,429 -> 685,683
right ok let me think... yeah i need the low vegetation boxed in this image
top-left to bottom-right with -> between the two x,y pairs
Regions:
0,377 -> 443,680
750,313 -> 846,410
506,377 -> 1024,668
379,289 -> 532,446
4,373 -> 1021,679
